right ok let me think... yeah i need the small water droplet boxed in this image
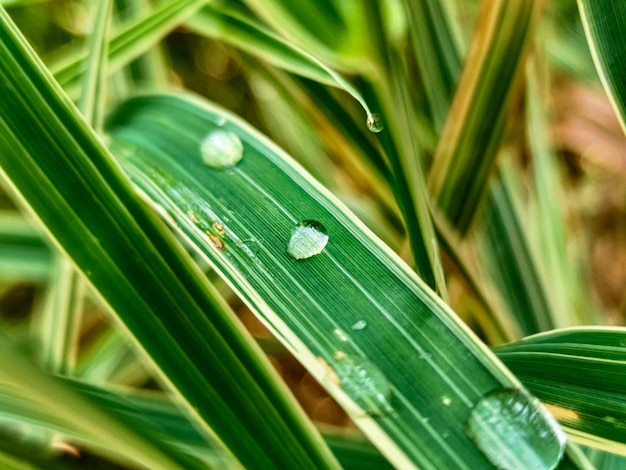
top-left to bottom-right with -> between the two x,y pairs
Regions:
366,113 -> 384,133
442,396 -> 452,406
351,320 -> 367,331
465,388 -> 566,470
334,356 -> 393,416
201,129 -> 244,169
334,328 -> 349,342
287,220 -> 329,260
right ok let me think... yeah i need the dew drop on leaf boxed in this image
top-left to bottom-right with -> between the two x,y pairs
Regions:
287,220 -> 329,260
334,355 -> 393,416
201,129 -> 243,169
465,388 -> 566,470
366,113 -> 384,133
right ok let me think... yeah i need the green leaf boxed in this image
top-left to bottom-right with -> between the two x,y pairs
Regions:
49,0 -> 207,98
0,211 -> 50,282
77,0 -> 113,130
578,0 -> 626,133
0,373 -> 394,470
0,7 -> 339,469
428,0 -> 542,233
0,335 -> 192,469
107,92 -> 567,469
360,3 -> 448,296
495,327 -> 626,455
525,60 -> 587,328
477,157 -> 556,337
186,5 -> 375,124
403,0 -> 462,130
241,0 -> 369,70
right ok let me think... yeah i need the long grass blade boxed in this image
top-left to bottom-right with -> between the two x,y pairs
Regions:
187,5 -> 375,122
428,0 -> 542,233
0,7 -> 340,469
0,335 -> 191,469
50,0 -> 207,97
578,0 -> 626,134
107,92 -> 568,469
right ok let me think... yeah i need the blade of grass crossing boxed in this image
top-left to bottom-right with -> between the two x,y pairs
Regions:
50,0 -> 208,98
428,0 -> 543,233
0,335 -> 191,469
0,7 -> 341,469
525,59 -> 577,329
403,0 -> 462,131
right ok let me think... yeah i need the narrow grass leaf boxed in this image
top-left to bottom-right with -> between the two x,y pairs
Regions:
526,61 -> 580,328
362,4 -> 448,296
429,0 -> 542,233
578,0 -> 626,134
241,0 -> 359,69
0,8 -> 340,469
187,5 -> 376,123
77,0 -> 113,131
403,0 -> 462,130
476,157 -> 556,336
0,335 -> 191,469
0,211 -> 50,282
108,92 -> 567,470
50,0 -> 207,98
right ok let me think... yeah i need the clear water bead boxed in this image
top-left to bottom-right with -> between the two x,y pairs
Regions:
351,320 -> 367,331
366,113 -> 384,133
201,129 -> 244,169
334,356 -> 393,416
287,220 -> 329,260
465,388 -> 566,470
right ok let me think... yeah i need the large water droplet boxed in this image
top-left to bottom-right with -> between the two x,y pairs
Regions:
201,129 -> 244,169
286,220 -> 329,260
366,113 -> 384,133
334,356 -> 393,416
465,388 -> 566,470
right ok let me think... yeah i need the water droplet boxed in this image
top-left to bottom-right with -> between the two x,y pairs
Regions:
351,320 -> 367,331
465,388 -> 566,470
201,129 -> 244,169
334,328 -> 349,342
286,220 -> 329,260
442,396 -> 452,406
366,113 -> 384,133
334,356 -> 393,416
